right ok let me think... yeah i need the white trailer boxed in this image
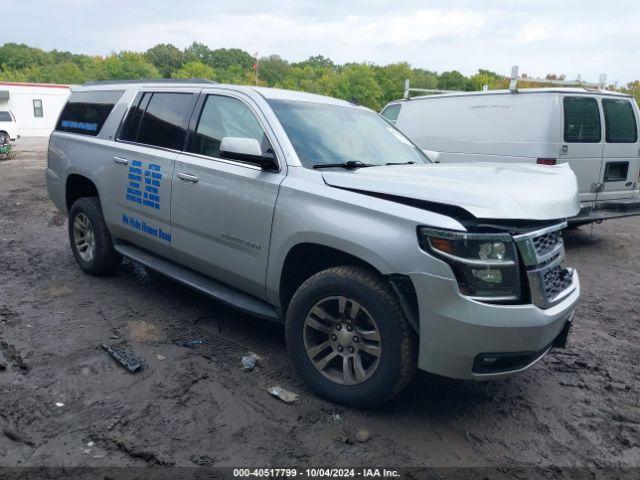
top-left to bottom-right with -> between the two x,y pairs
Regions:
382,68 -> 640,225
0,82 -> 72,137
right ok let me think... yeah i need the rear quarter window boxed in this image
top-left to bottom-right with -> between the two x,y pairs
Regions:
563,97 -> 601,143
56,90 -> 124,136
602,98 -> 638,143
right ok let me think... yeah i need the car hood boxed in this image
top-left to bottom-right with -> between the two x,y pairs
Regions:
322,163 -> 580,220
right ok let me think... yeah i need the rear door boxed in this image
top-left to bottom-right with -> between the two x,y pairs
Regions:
598,97 -> 640,201
105,89 -> 197,257
561,96 -> 604,202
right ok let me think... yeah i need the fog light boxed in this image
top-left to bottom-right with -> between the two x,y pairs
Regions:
472,268 -> 503,284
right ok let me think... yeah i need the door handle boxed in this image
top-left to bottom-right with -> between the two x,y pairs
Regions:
113,156 -> 129,166
177,173 -> 199,183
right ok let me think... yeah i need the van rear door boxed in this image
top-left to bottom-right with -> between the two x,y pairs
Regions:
561,96 -> 604,202
597,97 -> 640,201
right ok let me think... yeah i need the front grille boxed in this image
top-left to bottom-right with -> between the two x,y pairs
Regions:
514,222 -> 575,309
532,230 -> 562,257
542,265 -> 574,299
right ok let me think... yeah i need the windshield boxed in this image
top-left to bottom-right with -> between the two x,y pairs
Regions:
267,99 -> 429,168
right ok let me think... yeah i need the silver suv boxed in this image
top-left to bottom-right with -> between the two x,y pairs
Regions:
46,80 -> 581,407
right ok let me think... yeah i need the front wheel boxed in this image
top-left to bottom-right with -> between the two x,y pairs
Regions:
68,197 -> 121,275
285,266 -> 417,408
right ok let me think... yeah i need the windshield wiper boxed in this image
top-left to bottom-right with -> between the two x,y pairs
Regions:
385,161 -> 416,166
312,160 -> 373,170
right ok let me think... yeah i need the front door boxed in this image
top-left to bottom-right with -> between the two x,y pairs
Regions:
597,97 -> 640,201
104,90 -> 197,257
560,96 -> 604,202
170,91 -> 285,299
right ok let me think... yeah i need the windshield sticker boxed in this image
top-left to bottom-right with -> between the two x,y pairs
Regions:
126,161 -> 162,210
386,127 -> 413,146
121,213 -> 171,243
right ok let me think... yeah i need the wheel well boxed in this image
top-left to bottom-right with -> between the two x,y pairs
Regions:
279,243 -> 376,314
66,174 -> 98,211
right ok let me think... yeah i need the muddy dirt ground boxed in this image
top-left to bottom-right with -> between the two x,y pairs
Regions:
0,138 -> 639,473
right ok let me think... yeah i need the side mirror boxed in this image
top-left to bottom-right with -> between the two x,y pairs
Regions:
422,149 -> 440,163
220,137 -> 277,170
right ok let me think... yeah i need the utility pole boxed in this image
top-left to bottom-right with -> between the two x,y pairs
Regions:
253,52 -> 259,86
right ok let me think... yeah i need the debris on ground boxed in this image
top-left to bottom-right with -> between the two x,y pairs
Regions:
156,354 -> 166,361
336,426 -> 371,445
3,427 -> 35,447
241,352 -> 260,371
268,386 -> 300,404
101,343 -> 146,373
355,428 -> 371,443
0,341 -> 29,371
55,402 -> 65,408
181,339 -> 205,348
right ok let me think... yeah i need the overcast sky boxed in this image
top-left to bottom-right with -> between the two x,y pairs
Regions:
5,0 -> 640,84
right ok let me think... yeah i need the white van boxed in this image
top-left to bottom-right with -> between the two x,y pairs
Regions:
382,85 -> 640,225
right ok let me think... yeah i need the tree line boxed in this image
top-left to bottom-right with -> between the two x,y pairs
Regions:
1,42 -> 638,111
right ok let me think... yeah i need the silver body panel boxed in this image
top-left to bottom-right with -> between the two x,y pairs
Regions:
46,81 -> 581,380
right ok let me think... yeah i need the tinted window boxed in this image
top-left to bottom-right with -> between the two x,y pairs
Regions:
188,95 -> 269,158
135,93 -> 193,150
56,91 -> 124,136
564,97 -> 601,143
0,111 -> 11,122
381,104 -> 401,124
602,99 -> 638,143
119,92 -> 150,142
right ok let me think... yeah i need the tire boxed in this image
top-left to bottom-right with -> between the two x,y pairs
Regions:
68,197 -> 121,275
285,266 -> 417,408
0,132 -> 9,145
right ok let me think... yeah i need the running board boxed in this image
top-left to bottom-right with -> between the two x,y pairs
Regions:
113,242 -> 280,322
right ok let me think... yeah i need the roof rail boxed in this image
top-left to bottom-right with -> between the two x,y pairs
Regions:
403,79 -> 461,99
82,78 -> 217,86
508,65 -> 606,93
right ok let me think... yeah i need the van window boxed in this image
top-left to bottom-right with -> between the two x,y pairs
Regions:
381,104 -> 401,124
563,97 -> 601,143
135,93 -> 194,150
0,111 -> 12,122
56,90 -> 124,136
602,99 -> 638,143
188,95 -> 270,159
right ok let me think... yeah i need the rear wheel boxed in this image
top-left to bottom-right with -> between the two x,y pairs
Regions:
68,197 -> 121,275
0,132 -> 9,145
285,266 -> 417,408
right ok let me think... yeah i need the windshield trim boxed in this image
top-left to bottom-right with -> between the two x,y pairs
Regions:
266,98 -> 432,169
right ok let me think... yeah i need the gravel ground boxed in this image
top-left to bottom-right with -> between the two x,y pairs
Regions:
0,138 -> 639,473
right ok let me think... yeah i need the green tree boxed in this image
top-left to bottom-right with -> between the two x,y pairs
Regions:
0,43 -> 49,70
145,43 -> 185,78
469,69 -> 507,90
208,48 -> 253,71
172,61 -> 215,80
102,52 -> 161,80
373,62 -> 413,104
258,55 -> 290,86
322,63 -> 383,110
294,55 -> 334,70
438,70 -> 472,91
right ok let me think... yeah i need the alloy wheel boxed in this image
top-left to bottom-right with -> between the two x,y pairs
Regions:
303,295 -> 382,385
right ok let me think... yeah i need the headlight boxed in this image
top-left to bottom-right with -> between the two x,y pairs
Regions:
418,227 -> 521,302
